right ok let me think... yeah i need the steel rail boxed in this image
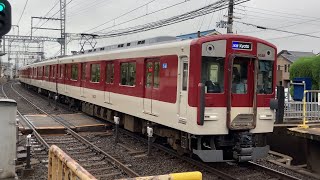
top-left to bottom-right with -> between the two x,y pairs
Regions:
119,128 -> 237,180
10,82 -> 140,178
248,161 -> 301,180
1,82 -> 50,149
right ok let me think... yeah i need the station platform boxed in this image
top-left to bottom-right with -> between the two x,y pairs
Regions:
19,113 -> 107,134
288,126 -> 320,174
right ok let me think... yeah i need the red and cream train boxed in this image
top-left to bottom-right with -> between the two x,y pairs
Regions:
19,34 -> 277,162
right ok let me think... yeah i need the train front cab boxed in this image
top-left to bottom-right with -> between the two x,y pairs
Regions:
190,35 -> 277,162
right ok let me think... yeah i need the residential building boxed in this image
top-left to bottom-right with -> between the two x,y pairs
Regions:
277,50 -> 315,87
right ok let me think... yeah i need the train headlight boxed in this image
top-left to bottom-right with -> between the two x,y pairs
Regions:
206,44 -> 215,54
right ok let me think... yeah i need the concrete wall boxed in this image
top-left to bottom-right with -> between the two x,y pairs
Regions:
0,99 -> 17,179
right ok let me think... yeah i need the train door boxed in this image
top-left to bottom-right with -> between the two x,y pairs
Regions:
104,63 -> 114,104
143,59 -> 160,115
178,57 -> 189,120
63,64 -> 67,93
228,56 -> 257,130
80,63 -> 86,97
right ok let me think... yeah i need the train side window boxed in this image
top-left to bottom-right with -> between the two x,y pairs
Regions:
45,66 -> 49,77
91,64 -> 101,82
60,65 -> 64,78
106,63 -> 114,84
82,63 -> 86,80
120,62 -> 136,86
182,62 -> 188,91
146,62 -> 153,87
257,60 -> 273,94
52,66 -> 56,79
202,57 -> 224,93
38,67 -> 43,77
71,64 -> 78,80
154,62 -> 160,88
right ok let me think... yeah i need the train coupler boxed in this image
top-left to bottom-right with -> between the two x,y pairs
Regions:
233,132 -> 254,162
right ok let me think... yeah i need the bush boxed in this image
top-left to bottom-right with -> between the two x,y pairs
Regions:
290,56 -> 320,90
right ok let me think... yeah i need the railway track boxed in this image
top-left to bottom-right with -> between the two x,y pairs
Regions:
119,128 -> 301,180
6,81 -> 306,180
2,81 -> 139,179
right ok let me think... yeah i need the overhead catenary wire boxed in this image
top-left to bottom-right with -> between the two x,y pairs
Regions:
92,0 -> 192,34
31,0 -> 76,36
235,21 -> 320,39
26,0 -> 60,36
85,0 -> 159,33
94,0 -> 249,39
266,30 -> 320,40
17,0 -> 29,25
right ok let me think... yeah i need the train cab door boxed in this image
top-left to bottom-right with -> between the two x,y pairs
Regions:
80,63 -> 86,97
178,57 -> 189,120
228,56 -> 257,130
143,59 -> 160,115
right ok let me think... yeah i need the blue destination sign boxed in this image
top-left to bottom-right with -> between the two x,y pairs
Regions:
232,41 -> 252,50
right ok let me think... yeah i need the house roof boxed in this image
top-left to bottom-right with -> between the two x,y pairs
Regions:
278,50 -> 315,63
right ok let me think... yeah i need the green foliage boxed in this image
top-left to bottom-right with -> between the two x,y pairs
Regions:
290,56 -> 320,90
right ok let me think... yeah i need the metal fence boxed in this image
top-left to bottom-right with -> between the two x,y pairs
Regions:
283,90 -> 320,127
48,145 -> 97,180
300,90 -> 320,128
284,101 -> 304,123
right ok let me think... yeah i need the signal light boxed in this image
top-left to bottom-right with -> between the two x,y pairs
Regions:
0,3 -> 5,12
0,0 -> 11,37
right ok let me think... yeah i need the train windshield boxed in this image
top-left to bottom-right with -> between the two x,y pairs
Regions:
201,57 -> 225,93
257,60 -> 273,94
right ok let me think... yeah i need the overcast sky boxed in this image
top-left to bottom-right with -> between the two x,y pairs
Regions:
6,0 -> 320,60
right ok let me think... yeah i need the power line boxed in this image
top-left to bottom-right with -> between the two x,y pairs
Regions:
94,0 -> 198,34
17,0 -> 29,25
32,0 -> 75,36
266,30 -> 320,40
26,0 -> 60,36
235,21 -> 320,39
85,0 -> 159,33
238,5 -> 319,20
68,0 -> 112,18
96,0 -> 248,38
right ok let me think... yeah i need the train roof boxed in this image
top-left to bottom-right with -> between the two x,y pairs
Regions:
20,34 -> 276,69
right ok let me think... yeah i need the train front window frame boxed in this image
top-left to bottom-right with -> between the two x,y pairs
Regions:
257,60 -> 273,94
232,60 -> 248,94
202,57 -> 225,93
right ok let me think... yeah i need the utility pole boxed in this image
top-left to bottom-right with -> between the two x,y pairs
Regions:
60,0 -> 66,56
227,0 -> 234,34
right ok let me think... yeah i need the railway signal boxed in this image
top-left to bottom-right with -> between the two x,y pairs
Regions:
0,0 -> 12,37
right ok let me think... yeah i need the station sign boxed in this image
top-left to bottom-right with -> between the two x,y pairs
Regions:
232,41 -> 252,51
